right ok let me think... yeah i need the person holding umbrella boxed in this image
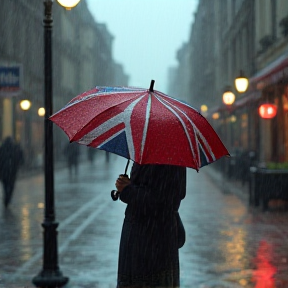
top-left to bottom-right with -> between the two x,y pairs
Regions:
115,162 -> 186,288
50,80 -> 229,287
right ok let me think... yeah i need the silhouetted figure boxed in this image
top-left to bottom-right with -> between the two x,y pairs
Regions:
0,137 -> 24,207
87,147 -> 96,165
64,142 -> 80,177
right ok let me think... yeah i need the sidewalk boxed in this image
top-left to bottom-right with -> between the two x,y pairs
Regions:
202,164 -> 250,205
203,164 -> 288,212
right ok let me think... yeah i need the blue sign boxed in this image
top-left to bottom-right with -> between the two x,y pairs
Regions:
0,65 -> 22,96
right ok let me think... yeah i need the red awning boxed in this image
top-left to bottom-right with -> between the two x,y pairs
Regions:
233,91 -> 261,109
250,51 -> 288,86
231,52 -> 288,110
207,52 -> 288,117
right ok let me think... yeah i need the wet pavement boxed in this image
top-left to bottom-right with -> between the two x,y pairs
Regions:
0,152 -> 288,288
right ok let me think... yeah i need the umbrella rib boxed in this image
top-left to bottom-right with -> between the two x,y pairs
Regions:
153,94 -> 200,169
122,95 -> 147,161
154,90 -> 199,112
69,92 -> 147,142
77,95 -> 147,153
140,93 -> 151,163
58,89 -> 146,116
78,113 -> 125,145
158,96 -> 217,164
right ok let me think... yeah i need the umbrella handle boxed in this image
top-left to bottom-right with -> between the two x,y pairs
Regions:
111,190 -> 120,201
111,173 -> 129,201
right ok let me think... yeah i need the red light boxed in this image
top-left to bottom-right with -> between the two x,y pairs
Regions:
258,104 -> 277,119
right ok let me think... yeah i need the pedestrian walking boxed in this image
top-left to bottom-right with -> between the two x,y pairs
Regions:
87,147 -> 96,165
0,137 -> 24,207
115,163 -> 186,288
64,142 -> 80,177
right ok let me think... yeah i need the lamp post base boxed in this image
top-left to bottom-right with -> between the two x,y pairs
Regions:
32,271 -> 68,288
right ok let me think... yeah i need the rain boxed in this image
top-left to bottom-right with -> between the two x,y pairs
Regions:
1,1 -> 288,288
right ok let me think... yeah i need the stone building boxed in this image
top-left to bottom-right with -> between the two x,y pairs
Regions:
171,0 -> 288,164
0,0 -> 128,167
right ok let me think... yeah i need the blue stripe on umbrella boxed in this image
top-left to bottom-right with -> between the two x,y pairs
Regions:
99,131 -> 130,159
199,145 -> 209,167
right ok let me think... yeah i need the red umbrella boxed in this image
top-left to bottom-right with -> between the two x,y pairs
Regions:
50,80 -> 229,171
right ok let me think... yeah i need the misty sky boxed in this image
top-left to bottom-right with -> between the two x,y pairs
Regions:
86,0 -> 199,93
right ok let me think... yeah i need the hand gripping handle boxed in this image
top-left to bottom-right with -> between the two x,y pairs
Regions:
111,173 -> 128,201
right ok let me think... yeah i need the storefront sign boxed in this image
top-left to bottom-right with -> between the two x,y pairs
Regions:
0,65 -> 22,97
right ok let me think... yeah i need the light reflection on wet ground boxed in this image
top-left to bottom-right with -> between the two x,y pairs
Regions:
0,154 -> 287,288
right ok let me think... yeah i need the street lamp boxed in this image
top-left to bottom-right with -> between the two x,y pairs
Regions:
32,1 -> 81,287
57,0 -> 81,10
235,70 -> 249,93
20,99 -> 32,111
38,107 -> 46,117
222,86 -> 235,105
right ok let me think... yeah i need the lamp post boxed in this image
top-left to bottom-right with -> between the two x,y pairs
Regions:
32,1 -> 81,287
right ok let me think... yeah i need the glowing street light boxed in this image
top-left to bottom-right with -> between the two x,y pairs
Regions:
235,70 -> 249,93
57,0 -> 81,10
38,107 -> 45,117
200,104 -> 208,113
20,99 -> 31,111
222,86 -> 235,105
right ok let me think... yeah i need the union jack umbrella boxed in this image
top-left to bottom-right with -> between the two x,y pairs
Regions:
50,80 -> 229,171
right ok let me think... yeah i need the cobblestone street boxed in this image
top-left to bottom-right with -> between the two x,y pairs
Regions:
0,152 -> 288,288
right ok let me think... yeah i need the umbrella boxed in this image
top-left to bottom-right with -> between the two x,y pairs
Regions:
50,80 -> 229,171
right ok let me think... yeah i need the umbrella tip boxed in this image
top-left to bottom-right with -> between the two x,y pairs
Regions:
149,80 -> 155,92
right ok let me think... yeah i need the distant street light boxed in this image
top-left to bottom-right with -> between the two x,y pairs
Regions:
57,0 -> 81,10
200,104 -> 208,113
20,99 -> 31,111
235,70 -> 249,93
32,1 -> 81,287
38,107 -> 46,117
212,112 -> 220,120
222,86 -> 235,105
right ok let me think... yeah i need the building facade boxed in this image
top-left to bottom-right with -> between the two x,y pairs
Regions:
171,0 -> 288,165
0,0 -> 128,167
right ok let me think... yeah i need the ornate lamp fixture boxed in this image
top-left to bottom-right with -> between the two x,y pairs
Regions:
235,70 -> 249,93
222,86 -> 236,105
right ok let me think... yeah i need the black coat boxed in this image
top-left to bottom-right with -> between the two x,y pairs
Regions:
0,138 -> 24,181
117,163 -> 186,288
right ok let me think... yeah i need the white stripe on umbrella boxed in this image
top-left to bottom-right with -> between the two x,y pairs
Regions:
61,87 -> 146,111
78,95 -> 146,160
140,93 -> 152,163
157,93 -> 216,165
122,95 -> 147,160
153,93 -> 199,168
78,113 -> 125,145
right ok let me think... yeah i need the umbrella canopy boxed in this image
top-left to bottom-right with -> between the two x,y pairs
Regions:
50,80 -> 229,171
